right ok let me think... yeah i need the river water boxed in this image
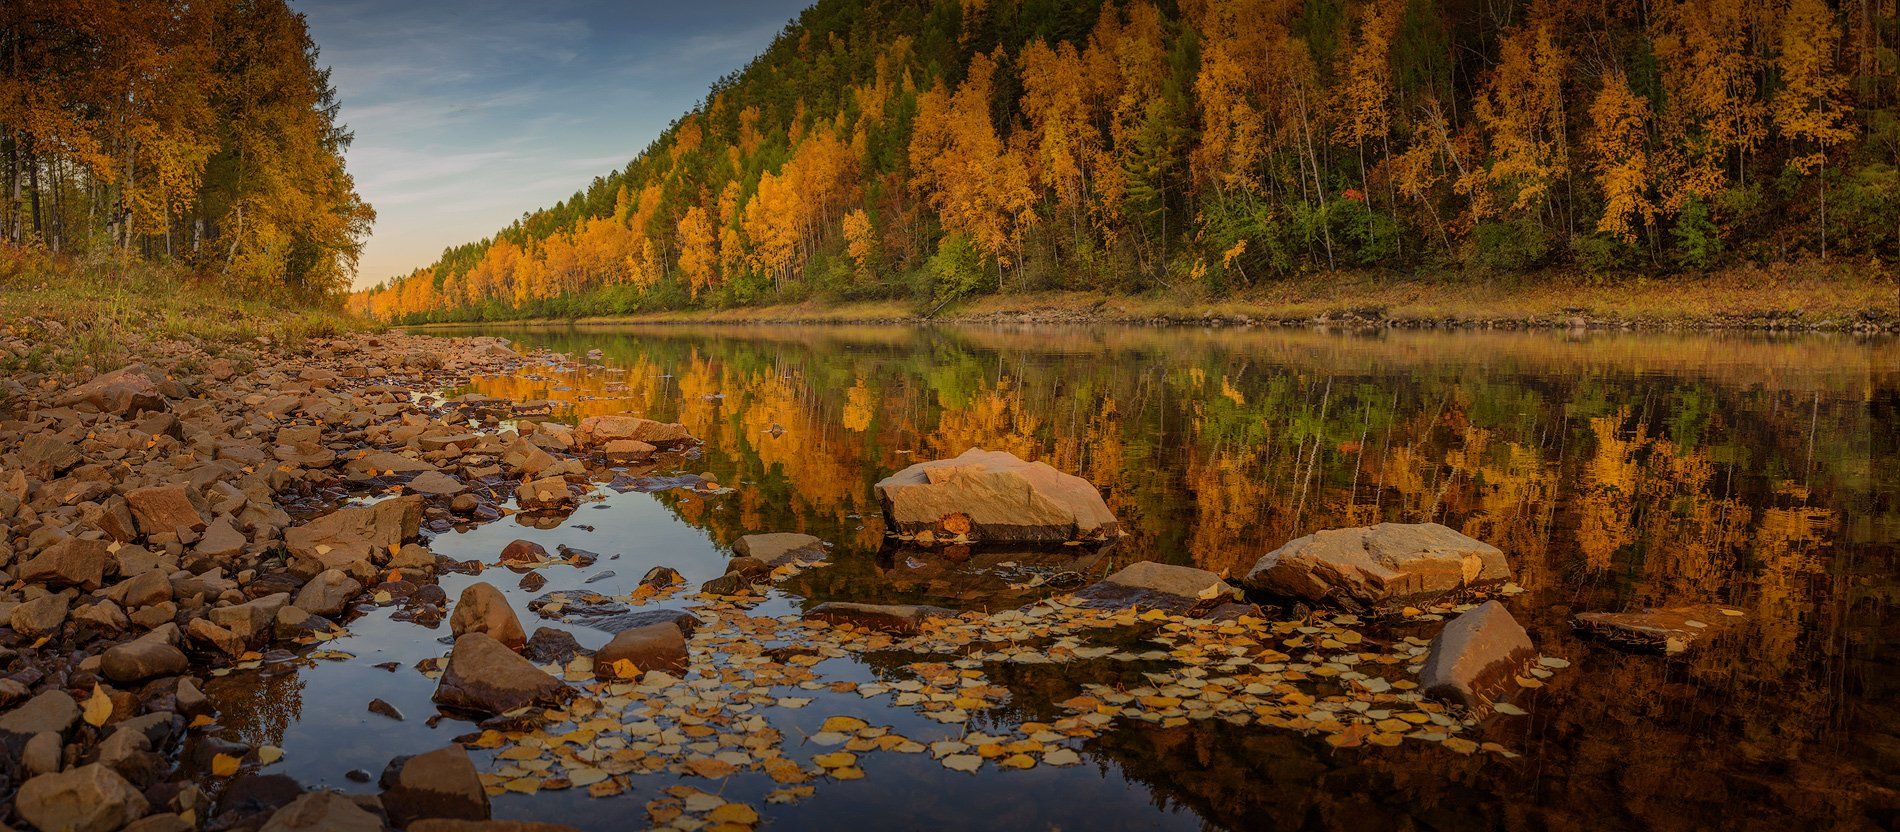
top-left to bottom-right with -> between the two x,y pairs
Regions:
203,325 -> 1896,831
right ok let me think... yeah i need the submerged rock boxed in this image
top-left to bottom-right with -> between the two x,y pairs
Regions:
1573,604 -> 1745,654
574,415 -> 694,448
874,448 -> 1119,543
1245,523 -> 1509,608
379,744 -> 491,828
804,602 -> 956,635
735,533 -> 828,566
1071,561 -> 1240,615
1420,601 -> 1536,709
432,633 -> 571,716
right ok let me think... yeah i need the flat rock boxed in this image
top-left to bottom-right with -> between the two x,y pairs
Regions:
19,536 -> 111,589
0,690 -> 80,737
449,582 -> 527,648
527,592 -> 701,635
515,476 -> 572,510
574,415 -> 693,448
195,517 -> 248,558
1573,604 -> 1746,654
1420,601 -> 1537,709
1245,522 -> 1509,608
1071,561 -> 1240,615
407,471 -> 467,496
294,569 -> 362,617
284,496 -> 422,577
593,622 -> 688,678
58,366 -> 167,415
126,484 -> 206,535
804,602 -> 955,635
735,533 -> 828,566
16,763 -> 151,832
379,744 -> 490,827
102,632 -> 190,682
11,593 -> 72,637
258,791 -> 382,832
432,633 -> 571,716
874,448 -> 1118,543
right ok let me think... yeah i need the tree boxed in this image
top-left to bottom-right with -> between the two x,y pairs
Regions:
1587,73 -> 1657,244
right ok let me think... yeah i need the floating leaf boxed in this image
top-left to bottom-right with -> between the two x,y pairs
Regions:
211,753 -> 241,777
812,752 -> 856,769
707,803 -> 760,824
941,754 -> 981,773
1493,703 -> 1529,716
820,716 -> 868,733
257,746 -> 284,765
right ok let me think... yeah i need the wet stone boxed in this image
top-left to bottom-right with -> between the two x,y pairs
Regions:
1420,601 -> 1537,709
521,627 -> 585,664
379,744 -> 491,827
735,533 -> 828,566
875,448 -> 1121,543
805,602 -> 957,635
258,790 -> 382,832
593,622 -> 689,678
1071,560 -> 1240,615
1573,604 -> 1746,654
432,633 -> 572,717
449,582 -> 527,649
1245,522 -> 1510,608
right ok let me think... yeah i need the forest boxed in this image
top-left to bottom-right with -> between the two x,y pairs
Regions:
345,0 -> 1900,322
0,0 -> 372,301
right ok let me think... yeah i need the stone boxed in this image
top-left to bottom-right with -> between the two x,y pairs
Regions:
74,599 -> 129,630
521,628 -> 583,664
734,533 -> 828,566
1420,601 -> 1537,709
258,791 -> 383,832
699,572 -> 755,597
574,415 -> 693,448
209,593 -> 290,642
515,476 -> 572,510
294,569 -> 362,617
407,471 -> 466,497
593,622 -> 688,678
432,633 -> 571,716
126,484 -> 206,535
21,434 -> 83,477
449,582 -> 526,649
188,617 -> 246,656
1573,604 -> 1746,654
410,821 -> 583,832
639,566 -> 684,588
601,439 -> 656,461
58,366 -> 167,415
20,537 -> 112,589
97,725 -> 161,783
368,698 -> 404,720
1245,523 -> 1509,608
102,632 -> 190,682
274,605 -> 332,638
378,744 -> 490,828
344,450 -> 439,479
804,602 -> 955,635
12,592 -> 72,637
499,539 -> 547,562
16,764 -> 151,832
1071,561 -> 1240,615
119,568 -> 173,607
24,730 -> 62,775
0,690 -> 80,737
123,815 -> 194,832
194,517 -> 247,558
283,496 -> 422,576
874,448 -> 1119,543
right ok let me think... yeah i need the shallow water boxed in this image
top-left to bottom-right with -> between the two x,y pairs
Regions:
207,325 -> 1897,830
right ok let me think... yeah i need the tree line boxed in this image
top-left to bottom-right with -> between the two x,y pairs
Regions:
2,0 -> 373,300
353,0 -> 1900,322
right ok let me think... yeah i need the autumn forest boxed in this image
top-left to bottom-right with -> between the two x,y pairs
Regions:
352,0 -> 1898,323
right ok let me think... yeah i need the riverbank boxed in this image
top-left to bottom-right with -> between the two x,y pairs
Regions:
408,264 -> 1900,333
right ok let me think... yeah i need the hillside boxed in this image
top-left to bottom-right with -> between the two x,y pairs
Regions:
351,0 -> 1900,323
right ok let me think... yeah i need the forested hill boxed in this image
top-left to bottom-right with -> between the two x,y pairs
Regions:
352,0 -> 1900,322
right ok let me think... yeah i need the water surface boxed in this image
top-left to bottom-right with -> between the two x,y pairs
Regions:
210,325 -> 1897,830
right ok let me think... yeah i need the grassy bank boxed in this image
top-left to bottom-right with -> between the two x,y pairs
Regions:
413,263 -> 1899,332
0,248 -> 371,373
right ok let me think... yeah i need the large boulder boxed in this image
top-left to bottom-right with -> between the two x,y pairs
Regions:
19,537 -> 112,589
432,633 -> 571,716
449,582 -> 526,649
16,763 -> 151,832
258,791 -> 383,832
574,415 -> 694,449
57,366 -> 167,415
1071,561 -> 1241,615
873,448 -> 1119,543
804,602 -> 955,635
283,496 -> 422,577
379,745 -> 490,828
735,533 -> 828,566
593,622 -> 689,679
1420,601 -> 1536,709
1245,523 -> 1509,608
1573,604 -> 1745,654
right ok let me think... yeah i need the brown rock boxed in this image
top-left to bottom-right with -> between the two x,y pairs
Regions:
258,791 -> 382,832
1420,601 -> 1537,709
449,582 -> 526,649
378,744 -> 490,827
102,631 -> 190,682
188,618 -> 247,656
407,471 -> 466,496
515,476 -> 572,510
293,569 -> 362,617
16,763 -> 151,832
11,593 -> 71,637
283,495 -> 422,577
574,415 -> 693,448
58,366 -> 167,415
432,633 -> 571,716
208,592 -> 290,642
0,690 -> 80,737
19,537 -> 112,589
601,439 -> 656,461
498,539 -> 548,562
1245,523 -> 1510,608
874,448 -> 1119,543
1573,604 -> 1746,654
118,568 -> 173,607
21,434 -> 83,477
194,517 -> 247,558
593,622 -> 688,678
126,484 -> 206,535
804,602 -> 955,635
1071,561 -> 1240,615
409,821 -> 582,832
734,533 -> 828,566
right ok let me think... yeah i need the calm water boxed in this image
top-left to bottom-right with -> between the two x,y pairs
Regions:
207,325 -> 1897,831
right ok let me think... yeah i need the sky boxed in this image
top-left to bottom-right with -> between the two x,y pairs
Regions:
296,0 -> 812,289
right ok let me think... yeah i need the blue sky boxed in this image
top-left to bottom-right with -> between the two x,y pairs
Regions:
296,0 -> 811,289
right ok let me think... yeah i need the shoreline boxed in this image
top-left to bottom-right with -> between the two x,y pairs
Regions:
399,269 -> 1900,334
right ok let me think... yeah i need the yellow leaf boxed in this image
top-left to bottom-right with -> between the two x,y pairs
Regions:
257,746 -> 284,765
819,715 -> 868,733
812,752 -> 856,769
189,714 -> 216,729
83,685 -> 113,727
211,753 -> 242,777
707,803 -> 760,824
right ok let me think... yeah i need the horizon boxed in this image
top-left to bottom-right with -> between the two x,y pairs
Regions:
297,0 -> 810,290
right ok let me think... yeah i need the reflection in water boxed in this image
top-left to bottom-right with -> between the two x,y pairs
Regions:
222,324 -> 1893,830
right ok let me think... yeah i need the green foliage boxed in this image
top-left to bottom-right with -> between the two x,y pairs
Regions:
1830,163 -> 1900,253
921,234 -> 989,303
1465,219 -> 1550,272
1671,198 -> 1723,270
1572,233 -> 1644,274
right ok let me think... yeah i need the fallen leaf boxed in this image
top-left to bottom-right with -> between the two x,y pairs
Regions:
83,685 -> 112,727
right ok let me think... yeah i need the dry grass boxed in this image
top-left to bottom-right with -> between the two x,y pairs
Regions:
0,247 -> 371,373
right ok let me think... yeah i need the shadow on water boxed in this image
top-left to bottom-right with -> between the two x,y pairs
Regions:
205,324 -> 1897,830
